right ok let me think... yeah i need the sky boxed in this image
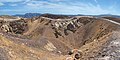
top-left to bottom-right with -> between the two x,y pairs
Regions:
0,0 -> 120,15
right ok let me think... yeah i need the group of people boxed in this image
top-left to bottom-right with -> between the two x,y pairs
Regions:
66,49 -> 82,60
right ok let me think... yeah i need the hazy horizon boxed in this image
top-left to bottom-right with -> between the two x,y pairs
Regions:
1,13 -> 120,16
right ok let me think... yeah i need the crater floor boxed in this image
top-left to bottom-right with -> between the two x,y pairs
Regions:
0,15 -> 120,60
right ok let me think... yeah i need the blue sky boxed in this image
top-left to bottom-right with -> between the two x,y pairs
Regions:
0,0 -> 119,15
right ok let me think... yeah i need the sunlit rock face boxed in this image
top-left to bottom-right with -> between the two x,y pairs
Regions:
0,15 -> 120,60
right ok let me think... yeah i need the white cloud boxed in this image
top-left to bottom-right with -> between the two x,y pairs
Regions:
10,4 -> 17,6
26,1 -> 59,8
0,0 -> 24,2
51,0 -> 62,1
0,2 -> 4,6
0,0 -> 117,15
25,0 -> 115,14
94,0 -> 98,3
0,9 -> 20,11
25,1 -> 115,15
23,0 -> 31,4
78,3 -> 114,14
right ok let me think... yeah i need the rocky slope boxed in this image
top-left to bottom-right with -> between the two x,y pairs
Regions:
0,15 -> 120,60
